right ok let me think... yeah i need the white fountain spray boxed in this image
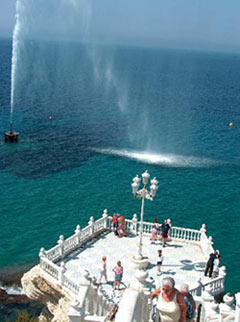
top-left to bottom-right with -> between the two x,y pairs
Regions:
10,0 -> 22,123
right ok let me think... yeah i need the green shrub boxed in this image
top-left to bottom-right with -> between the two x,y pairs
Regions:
14,310 -> 39,322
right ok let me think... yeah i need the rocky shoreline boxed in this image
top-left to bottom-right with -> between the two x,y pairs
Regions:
0,263 -> 43,321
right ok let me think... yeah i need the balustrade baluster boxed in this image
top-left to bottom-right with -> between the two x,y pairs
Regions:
102,209 -> 108,229
57,235 -> 65,259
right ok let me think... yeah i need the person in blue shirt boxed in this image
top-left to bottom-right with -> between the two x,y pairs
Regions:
161,219 -> 170,247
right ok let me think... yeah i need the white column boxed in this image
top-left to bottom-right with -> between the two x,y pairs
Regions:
137,194 -> 145,259
202,285 -> 218,322
102,209 -> 108,229
200,224 -> 206,247
39,247 -> 46,270
88,216 -> 95,236
132,213 -> 138,235
58,261 -> 66,286
68,300 -> 84,322
219,293 -> 235,321
235,293 -> 240,322
208,236 -> 214,249
200,224 -> 206,235
219,266 -> 226,278
57,235 -> 65,259
196,278 -> 203,296
39,247 -> 46,258
75,225 -> 81,245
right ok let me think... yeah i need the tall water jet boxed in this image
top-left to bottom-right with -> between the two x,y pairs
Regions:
5,0 -> 23,141
10,0 -> 22,122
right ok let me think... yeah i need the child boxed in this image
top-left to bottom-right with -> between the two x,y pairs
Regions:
157,249 -> 163,275
151,225 -> 158,244
98,256 -> 108,284
113,261 -> 123,290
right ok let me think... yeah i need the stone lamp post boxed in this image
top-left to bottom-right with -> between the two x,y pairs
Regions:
131,170 -> 158,269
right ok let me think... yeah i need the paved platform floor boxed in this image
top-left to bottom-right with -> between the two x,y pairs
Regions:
63,231 -> 210,303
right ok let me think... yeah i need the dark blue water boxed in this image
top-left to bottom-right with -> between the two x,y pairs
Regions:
0,38 -> 240,293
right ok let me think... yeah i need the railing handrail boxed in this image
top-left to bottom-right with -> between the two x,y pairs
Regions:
62,274 -> 80,296
171,226 -> 201,234
45,244 -> 62,262
44,218 -> 205,259
189,275 -> 224,296
40,256 -> 60,283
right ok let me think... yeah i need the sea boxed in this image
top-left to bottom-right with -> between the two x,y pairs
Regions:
0,37 -> 240,299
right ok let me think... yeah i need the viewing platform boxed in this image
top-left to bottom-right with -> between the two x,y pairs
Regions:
21,210 -> 240,322
63,225 -> 216,301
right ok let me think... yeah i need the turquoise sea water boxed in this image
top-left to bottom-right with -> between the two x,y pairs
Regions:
0,38 -> 240,293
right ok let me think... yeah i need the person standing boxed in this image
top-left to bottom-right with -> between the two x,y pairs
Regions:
151,277 -> 187,322
212,253 -> 220,278
180,284 -> 196,322
98,256 -> 108,284
113,261 -> 123,290
157,249 -> 164,275
112,212 -> 118,236
118,214 -> 126,237
151,225 -> 158,244
204,251 -> 218,278
161,219 -> 170,247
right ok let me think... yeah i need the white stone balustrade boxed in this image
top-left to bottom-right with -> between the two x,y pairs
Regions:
190,278 -> 203,297
39,211 -> 229,315
197,289 -> 240,322
94,214 -> 108,234
64,234 -> 79,256
219,293 -> 235,321
125,218 -> 133,232
170,226 -> 202,242
200,224 -> 215,260
131,213 -> 138,235
45,244 -> 62,262
75,225 -> 81,245
81,224 -> 92,242
115,267 -> 150,322
235,293 -> 240,322
88,216 -> 95,236
57,234 -> 65,259
140,221 -> 155,235
101,209 -> 108,229
63,274 -> 80,296
58,261 -> 66,286
202,273 -> 225,296
40,257 -> 60,284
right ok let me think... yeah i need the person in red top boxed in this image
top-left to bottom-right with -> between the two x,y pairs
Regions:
112,212 -> 118,236
117,214 -> 126,237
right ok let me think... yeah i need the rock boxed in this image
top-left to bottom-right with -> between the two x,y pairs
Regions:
0,287 -> 33,305
0,288 -> 8,298
0,262 -> 35,286
21,265 -> 71,321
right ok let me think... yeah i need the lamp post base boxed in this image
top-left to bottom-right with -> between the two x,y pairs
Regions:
130,255 -> 149,270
